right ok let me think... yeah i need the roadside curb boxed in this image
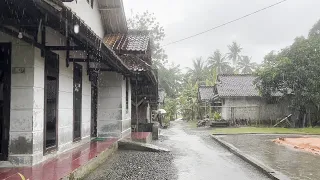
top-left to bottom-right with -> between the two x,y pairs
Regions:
63,142 -> 118,180
210,135 -> 290,180
212,133 -> 320,136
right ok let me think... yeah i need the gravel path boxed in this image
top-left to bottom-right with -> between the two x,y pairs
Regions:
84,150 -> 177,180
84,120 -> 269,180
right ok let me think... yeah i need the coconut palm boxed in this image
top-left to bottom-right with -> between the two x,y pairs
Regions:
227,42 -> 242,65
208,50 -> 232,74
237,56 -> 258,74
187,57 -> 207,84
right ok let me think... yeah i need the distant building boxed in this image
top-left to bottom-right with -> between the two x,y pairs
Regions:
198,74 -> 290,122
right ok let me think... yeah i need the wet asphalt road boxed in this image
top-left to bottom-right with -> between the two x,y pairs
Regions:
84,120 -> 269,180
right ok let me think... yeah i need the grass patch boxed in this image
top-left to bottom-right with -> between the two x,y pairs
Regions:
188,120 -> 198,128
212,127 -> 320,135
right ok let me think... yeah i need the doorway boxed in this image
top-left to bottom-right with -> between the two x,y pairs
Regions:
73,63 -> 82,141
0,43 -> 11,160
44,51 -> 59,152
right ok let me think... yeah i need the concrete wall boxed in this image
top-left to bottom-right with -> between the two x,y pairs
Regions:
0,33 -> 44,165
0,26 -> 93,165
221,97 -> 290,122
63,0 -> 104,38
46,27 -> 91,153
97,72 -> 131,138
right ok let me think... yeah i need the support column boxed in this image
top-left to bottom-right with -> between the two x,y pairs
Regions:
97,72 -> 124,138
8,41 -> 44,166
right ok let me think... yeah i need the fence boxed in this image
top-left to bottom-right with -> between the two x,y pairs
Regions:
201,104 -> 291,126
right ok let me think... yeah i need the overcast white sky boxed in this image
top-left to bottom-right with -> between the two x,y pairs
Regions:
123,0 -> 320,68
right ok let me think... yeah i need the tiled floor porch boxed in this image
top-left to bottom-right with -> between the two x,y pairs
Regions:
0,138 -> 117,180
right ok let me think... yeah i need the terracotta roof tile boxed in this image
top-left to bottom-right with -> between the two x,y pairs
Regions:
104,30 -> 150,53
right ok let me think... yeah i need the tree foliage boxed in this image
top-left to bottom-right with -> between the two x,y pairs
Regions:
237,56 -> 257,74
158,62 -> 182,98
227,41 -> 242,65
208,50 -> 233,74
186,57 -> 207,84
256,19 -> 320,126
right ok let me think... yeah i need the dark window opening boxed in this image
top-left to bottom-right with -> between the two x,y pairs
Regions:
44,52 -> 59,151
73,63 -> 82,141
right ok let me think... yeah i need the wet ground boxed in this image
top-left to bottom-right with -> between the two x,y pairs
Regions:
84,120 -> 269,180
220,134 -> 320,180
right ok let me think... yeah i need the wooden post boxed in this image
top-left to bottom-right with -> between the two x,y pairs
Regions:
135,77 -> 139,132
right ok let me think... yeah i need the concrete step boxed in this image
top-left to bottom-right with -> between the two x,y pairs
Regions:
118,140 -> 170,152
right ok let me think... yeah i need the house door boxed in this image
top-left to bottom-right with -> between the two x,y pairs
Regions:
0,43 -> 11,160
73,63 -> 82,141
91,83 -> 97,137
44,51 -> 59,152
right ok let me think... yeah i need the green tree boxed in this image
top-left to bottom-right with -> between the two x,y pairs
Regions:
227,41 -> 242,65
237,56 -> 257,74
178,79 -> 200,121
158,62 -> 182,98
256,23 -> 320,127
207,50 -> 232,74
164,97 -> 178,121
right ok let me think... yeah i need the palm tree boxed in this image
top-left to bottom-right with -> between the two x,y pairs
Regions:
237,56 -> 257,74
227,42 -> 242,65
158,63 -> 182,98
208,50 -> 232,74
187,57 -> 206,84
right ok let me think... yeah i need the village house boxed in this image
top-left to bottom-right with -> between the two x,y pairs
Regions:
0,0 -> 158,169
198,74 -> 290,123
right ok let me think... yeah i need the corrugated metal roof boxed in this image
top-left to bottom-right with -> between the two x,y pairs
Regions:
199,86 -> 216,101
217,74 -> 260,97
104,30 -> 150,53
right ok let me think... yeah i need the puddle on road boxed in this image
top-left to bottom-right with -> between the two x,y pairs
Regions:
220,134 -> 320,180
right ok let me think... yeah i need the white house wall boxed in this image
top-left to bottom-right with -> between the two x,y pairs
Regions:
0,26 -> 94,165
63,0 -> 105,38
0,33 -> 44,165
97,72 -> 131,138
46,27 -> 92,152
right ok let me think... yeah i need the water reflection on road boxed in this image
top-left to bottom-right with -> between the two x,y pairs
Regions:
155,120 -> 269,180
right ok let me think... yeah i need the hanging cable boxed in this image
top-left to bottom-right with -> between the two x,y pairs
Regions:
163,0 -> 289,47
